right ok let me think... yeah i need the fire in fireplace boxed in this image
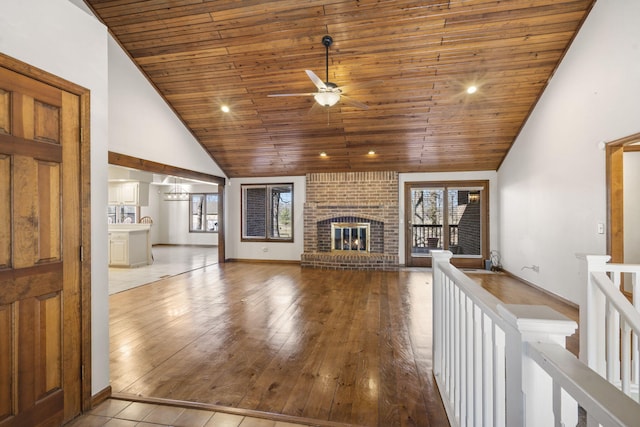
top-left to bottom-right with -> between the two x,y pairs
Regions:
331,222 -> 370,252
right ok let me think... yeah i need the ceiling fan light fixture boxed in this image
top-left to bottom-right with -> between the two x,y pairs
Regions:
314,91 -> 341,107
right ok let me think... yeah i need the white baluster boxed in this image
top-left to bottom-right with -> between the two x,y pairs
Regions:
493,326 -> 506,427
483,313 -> 494,427
606,301 -> 621,383
621,321 -> 631,394
473,304 -> 482,425
633,272 -> 639,386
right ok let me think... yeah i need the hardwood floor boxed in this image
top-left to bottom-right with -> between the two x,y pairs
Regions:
108,263 -> 578,427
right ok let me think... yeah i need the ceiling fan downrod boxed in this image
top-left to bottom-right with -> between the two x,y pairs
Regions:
322,35 -> 333,84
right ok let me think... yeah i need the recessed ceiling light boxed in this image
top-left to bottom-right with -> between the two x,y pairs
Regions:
221,105 -> 230,113
368,150 -> 376,155
320,152 -> 327,157
466,86 -> 477,94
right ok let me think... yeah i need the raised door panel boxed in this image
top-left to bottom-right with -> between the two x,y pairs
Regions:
0,155 -> 9,269
0,305 -> 11,421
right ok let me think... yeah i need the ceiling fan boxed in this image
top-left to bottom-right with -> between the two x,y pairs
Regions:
268,35 -> 369,109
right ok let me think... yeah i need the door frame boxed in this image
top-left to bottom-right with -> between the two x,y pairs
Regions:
606,132 -> 640,276
404,180 -> 490,268
0,53 -> 93,411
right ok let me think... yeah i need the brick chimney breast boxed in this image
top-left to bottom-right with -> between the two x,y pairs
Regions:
302,172 -> 399,270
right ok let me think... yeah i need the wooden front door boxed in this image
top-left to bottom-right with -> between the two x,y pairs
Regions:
0,66 -> 83,425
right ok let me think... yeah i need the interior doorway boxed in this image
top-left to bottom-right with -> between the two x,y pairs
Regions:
606,132 -> 640,295
106,156 -> 225,294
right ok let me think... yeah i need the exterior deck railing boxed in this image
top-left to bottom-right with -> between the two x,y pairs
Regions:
412,224 -> 458,249
432,251 -> 640,426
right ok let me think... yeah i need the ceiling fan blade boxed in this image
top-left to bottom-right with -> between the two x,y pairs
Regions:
307,101 -> 324,115
305,70 -> 327,90
268,92 -> 317,97
339,95 -> 369,110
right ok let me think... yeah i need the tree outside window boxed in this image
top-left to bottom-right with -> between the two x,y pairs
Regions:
242,184 -> 293,241
190,193 -> 218,232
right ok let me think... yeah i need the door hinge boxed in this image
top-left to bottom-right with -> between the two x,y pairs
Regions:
80,127 -> 84,143
81,364 -> 85,380
80,245 -> 84,262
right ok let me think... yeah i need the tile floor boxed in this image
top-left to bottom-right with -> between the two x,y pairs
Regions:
108,245 -> 218,294
66,399 -> 314,427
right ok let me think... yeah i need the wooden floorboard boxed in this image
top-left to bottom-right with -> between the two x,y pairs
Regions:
109,263 -> 578,427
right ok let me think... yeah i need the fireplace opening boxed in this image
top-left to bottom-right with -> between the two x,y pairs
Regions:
332,222 -> 370,252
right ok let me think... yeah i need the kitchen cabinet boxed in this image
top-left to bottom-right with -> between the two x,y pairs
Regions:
108,224 -> 152,267
108,182 -> 150,206
109,233 -> 129,266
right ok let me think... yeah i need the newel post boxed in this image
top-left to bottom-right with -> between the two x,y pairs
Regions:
431,250 -> 453,379
576,254 -> 610,374
498,304 -> 578,427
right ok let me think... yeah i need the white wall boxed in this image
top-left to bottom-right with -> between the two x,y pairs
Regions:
228,173 -> 498,264
0,0 -> 111,395
498,0 -> 640,304
399,171 -> 499,264
153,183 -> 219,245
140,186 -> 162,244
107,37 -> 226,178
226,176 -> 306,261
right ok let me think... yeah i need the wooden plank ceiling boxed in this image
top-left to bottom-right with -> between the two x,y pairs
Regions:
85,0 -> 595,178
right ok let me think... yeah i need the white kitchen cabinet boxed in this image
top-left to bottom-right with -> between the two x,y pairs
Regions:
108,233 -> 129,266
120,182 -> 139,205
108,182 -> 150,206
108,183 -> 121,205
108,224 -> 152,267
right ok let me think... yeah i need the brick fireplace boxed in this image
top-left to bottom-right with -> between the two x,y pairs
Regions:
301,171 -> 399,270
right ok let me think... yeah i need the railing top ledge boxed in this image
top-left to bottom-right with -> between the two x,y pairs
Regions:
575,253 -> 611,265
431,249 -> 453,263
497,304 -> 577,343
576,253 -> 640,273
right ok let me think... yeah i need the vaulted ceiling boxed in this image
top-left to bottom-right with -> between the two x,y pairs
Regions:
85,0 -> 595,178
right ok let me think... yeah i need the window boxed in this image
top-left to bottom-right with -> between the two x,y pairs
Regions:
190,193 -> 218,232
242,184 -> 293,241
107,205 -> 138,224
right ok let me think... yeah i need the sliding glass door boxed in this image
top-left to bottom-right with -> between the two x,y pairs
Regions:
405,181 -> 488,268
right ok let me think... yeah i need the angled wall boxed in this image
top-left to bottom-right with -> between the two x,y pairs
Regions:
498,0 -> 640,303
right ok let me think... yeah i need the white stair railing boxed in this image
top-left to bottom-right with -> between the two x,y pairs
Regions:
578,254 -> 640,401
433,251 -> 640,426
432,251 -> 523,426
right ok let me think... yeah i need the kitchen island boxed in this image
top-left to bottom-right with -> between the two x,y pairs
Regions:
108,224 -> 152,267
